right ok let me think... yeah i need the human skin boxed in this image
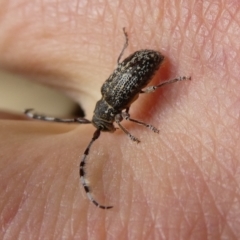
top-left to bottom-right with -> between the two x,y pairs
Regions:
0,0 -> 240,239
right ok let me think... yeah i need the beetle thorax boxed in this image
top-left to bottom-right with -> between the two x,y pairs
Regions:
92,99 -> 118,132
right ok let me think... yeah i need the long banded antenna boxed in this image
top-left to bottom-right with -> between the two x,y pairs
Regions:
79,128 -> 113,209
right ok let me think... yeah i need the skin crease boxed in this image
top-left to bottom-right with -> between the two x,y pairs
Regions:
0,0 -> 240,239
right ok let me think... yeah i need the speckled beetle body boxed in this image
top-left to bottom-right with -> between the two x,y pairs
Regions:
92,50 -> 164,132
101,50 -> 164,109
25,28 -> 190,209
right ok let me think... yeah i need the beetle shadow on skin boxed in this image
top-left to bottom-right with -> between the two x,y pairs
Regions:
128,57 -> 172,120
133,56 -> 189,123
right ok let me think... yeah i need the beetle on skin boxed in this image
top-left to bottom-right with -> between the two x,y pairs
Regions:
25,28 -> 190,209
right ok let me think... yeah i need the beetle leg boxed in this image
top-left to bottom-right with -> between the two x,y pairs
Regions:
121,111 -> 159,133
141,76 -> 191,93
115,114 -> 140,143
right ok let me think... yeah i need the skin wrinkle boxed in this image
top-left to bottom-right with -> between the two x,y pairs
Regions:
219,186 -> 239,226
32,166 -> 58,239
120,157 -> 134,209
165,141 -> 207,232
127,208 -> 144,240
2,148 -> 44,236
203,1 -> 222,30
117,145 -> 130,224
209,161 -> 237,206
187,215 -> 204,240
217,9 -> 232,34
112,2 -> 121,30
146,144 -> 165,185
156,143 -> 202,236
225,102 -> 240,142
2,180 -> 24,236
34,147 -> 70,237
221,205 -> 238,238
180,208 -> 199,240
133,167 -> 156,208
206,7 -> 238,76
23,198 -> 41,240
196,186 -> 218,238
153,217 -> 166,239
73,205 -> 87,239
225,4 -> 240,37
220,163 -> 240,198
8,183 -> 33,239
164,164 -> 193,235
68,197 -> 81,238
215,148 -> 240,193
214,124 -> 238,178
218,124 -> 237,163
52,166 -> 74,238
223,95 -> 240,122
25,188 -> 45,240
200,169 -> 236,238
175,129 -> 235,236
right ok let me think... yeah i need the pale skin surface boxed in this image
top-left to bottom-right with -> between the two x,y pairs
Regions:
0,0 -> 240,239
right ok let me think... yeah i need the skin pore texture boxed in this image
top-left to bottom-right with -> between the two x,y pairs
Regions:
0,0 -> 240,239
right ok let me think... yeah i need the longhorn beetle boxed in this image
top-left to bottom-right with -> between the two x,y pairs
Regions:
25,28 -> 191,209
